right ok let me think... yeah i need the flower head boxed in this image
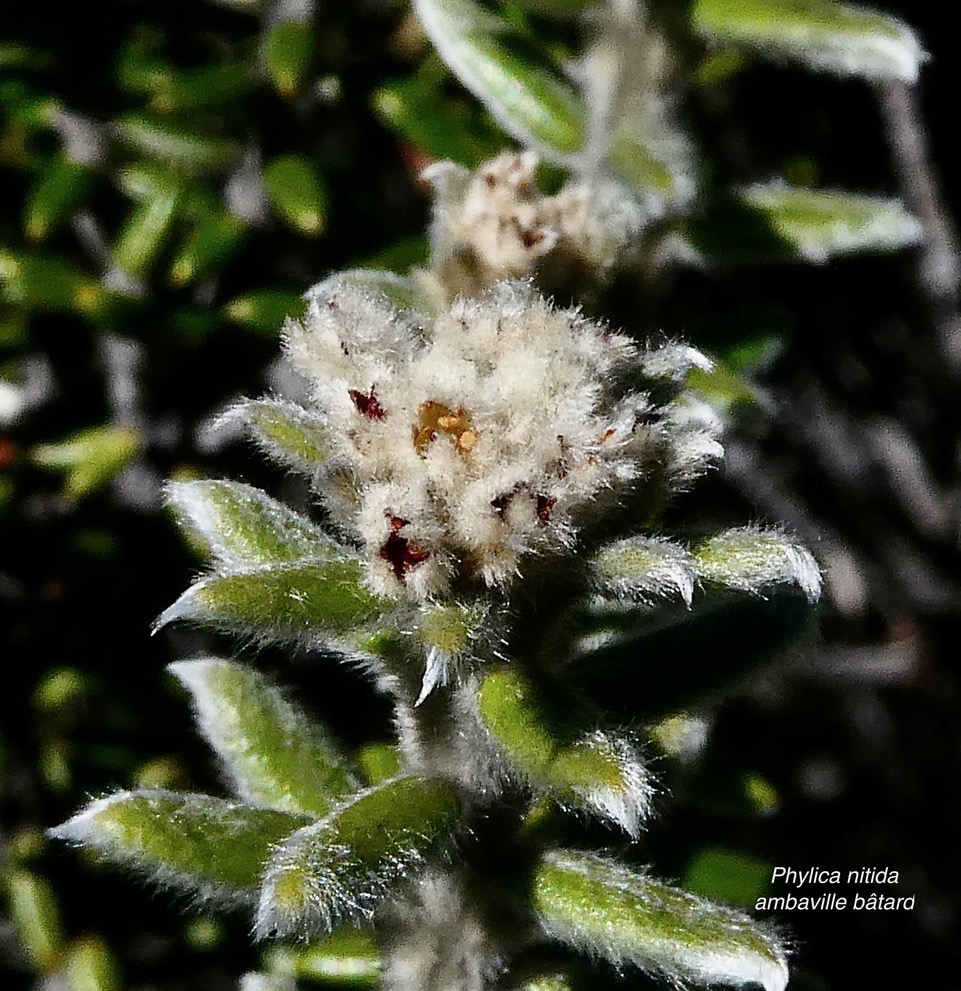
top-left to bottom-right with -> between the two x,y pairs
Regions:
285,278 -> 719,601
424,152 -> 643,301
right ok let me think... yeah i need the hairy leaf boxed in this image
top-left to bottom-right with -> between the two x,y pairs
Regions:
475,666 -> 651,837
691,0 -> 923,82
170,660 -> 360,817
154,559 -> 390,641
681,186 -> 922,264
356,742 -> 404,786
591,536 -> 696,606
513,0 -> 592,16
533,850 -> 788,991
228,398 -> 331,475
414,0 -> 584,157
738,185 -> 921,262
512,973 -> 575,991
239,973 -> 295,991
412,599 -> 492,703
148,62 -> 253,113
694,526 -> 822,602
50,791 -> 308,906
686,356 -> 760,417
166,480 -> 339,573
585,10 -> 697,214
257,776 -> 462,937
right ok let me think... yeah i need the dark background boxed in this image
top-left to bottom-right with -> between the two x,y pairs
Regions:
2,1 -> 960,988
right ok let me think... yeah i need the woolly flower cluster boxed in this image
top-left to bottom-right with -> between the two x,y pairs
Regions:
425,152 -> 642,300
286,277 -> 720,601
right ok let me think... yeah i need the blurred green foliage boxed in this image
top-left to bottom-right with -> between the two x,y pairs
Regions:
2,0 -> 958,989
1,3 -> 425,987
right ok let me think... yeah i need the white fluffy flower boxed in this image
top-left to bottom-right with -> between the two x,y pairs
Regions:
285,278 -> 718,601
424,152 -> 643,301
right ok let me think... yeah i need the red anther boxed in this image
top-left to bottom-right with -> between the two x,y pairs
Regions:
380,531 -> 430,581
535,494 -> 556,525
349,388 -> 386,420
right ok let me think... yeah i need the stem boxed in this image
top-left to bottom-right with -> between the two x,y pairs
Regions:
382,668 -> 537,991
877,80 -> 961,369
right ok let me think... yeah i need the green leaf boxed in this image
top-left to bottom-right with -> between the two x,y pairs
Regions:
262,154 -> 327,236
681,185 -> 922,264
115,162 -> 181,201
49,791 -> 308,906
372,70 -> 503,167
410,599 -> 492,701
169,211 -> 248,285
0,81 -> 58,131
115,28 -> 168,94
166,479 -> 338,573
6,869 -> 64,972
154,560 -> 390,642
170,659 -> 360,817
169,307 -> 221,339
741,184 -> 922,262
0,42 -> 47,71
693,526 -> 822,601
414,0 -> 584,157
532,850 -> 788,991
695,48 -> 751,88
32,425 -> 141,499
115,114 -> 239,171
584,12 -> 697,213
113,187 -> 182,278
63,936 -> 121,991
569,595 -> 816,721
229,397 -> 330,475
356,742 -> 404,787
257,776 -> 462,936
33,667 -> 88,714
264,20 -> 315,98
475,666 -> 651,837
691,0 -> 924,83
23,155 -> 94,242
223,289 -> 305,334
0,307 -> 29,348
263,930 -> 381,986
0,251 -> 113,318
39,739 -> 71,792
685,356 -> 759,417
150,63 -> 253,114
608,133 -> 696,213
591,536 -> 696,605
